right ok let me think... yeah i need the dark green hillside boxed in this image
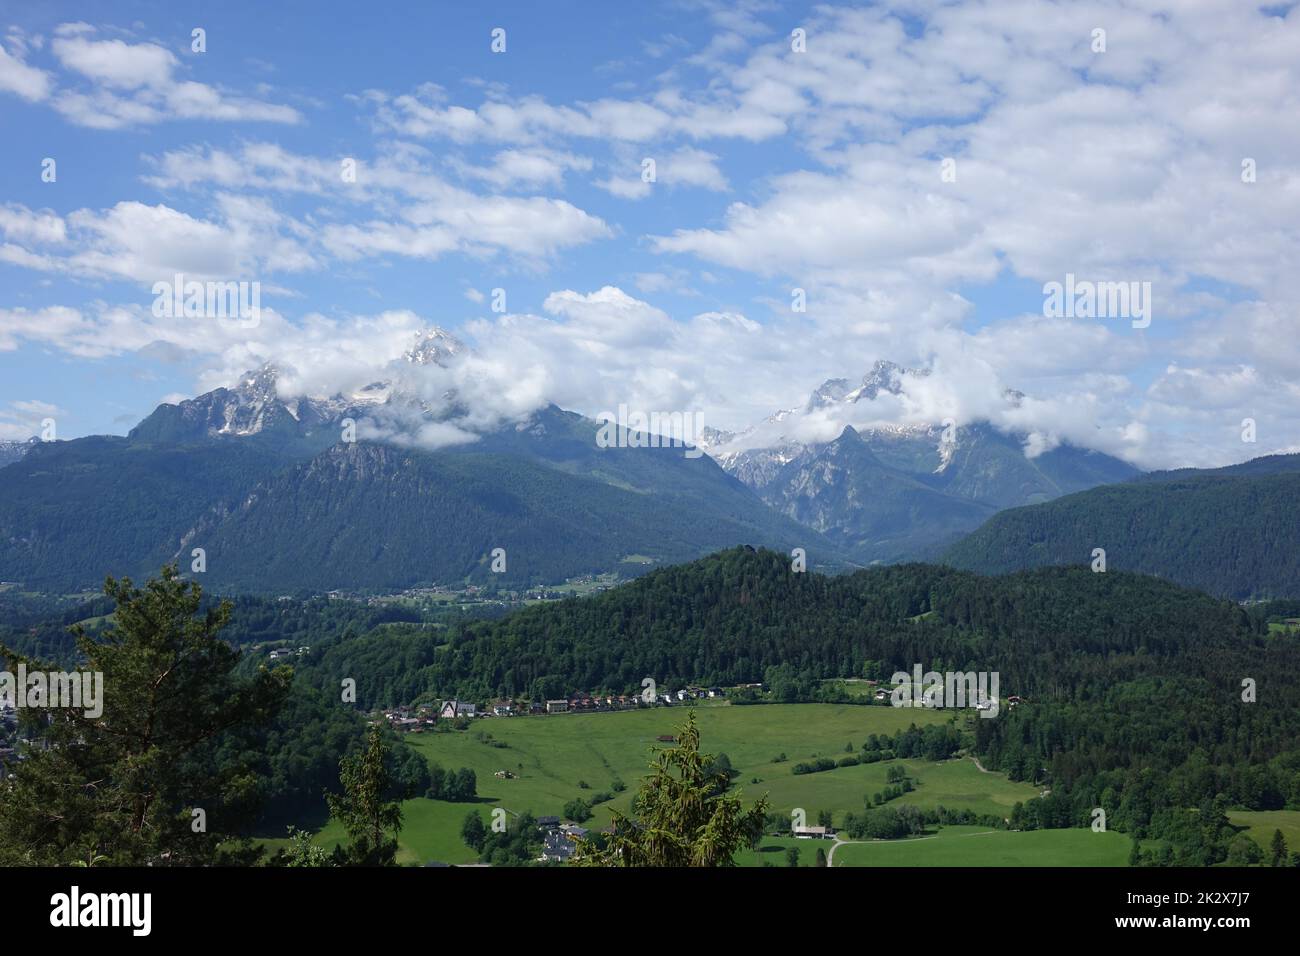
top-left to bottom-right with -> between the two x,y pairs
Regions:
0,404 -> 842,593
1132,452 -> 1300,482
190,440 -> 841,592
417,547 -> 1260,700
0,437 -> 289,591
943,471 -> 1300,599
752,422 -> 1137,564
284,546 -> 1300,862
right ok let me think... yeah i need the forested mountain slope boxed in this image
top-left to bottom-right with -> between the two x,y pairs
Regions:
943,459 -> 1300,599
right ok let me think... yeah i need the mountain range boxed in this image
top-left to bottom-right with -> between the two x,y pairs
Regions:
701,361 -> 1138,561
21,333 -> 1276,596
0,438 -> 37,469
0,331 -> 842,592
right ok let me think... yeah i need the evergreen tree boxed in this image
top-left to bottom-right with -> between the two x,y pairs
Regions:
573,711 -> 768,866
326,723 -> 403,866
1270,829 -> 1287,867
461,811 -> 487,852
0,566 -> 291,866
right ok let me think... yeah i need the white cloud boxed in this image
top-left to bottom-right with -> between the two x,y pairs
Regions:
0,199 -> 315,283
0,398 -> 64,440
0,204 -> 68,245
451,149 -> 593,190
0,23 -> 303,127
137,143 -> 614,265
368,77 -> 790,146
3,146 -> 612,280
51,28 -> 177,89
0,307 -> 87,353
0,39 -> 52,101
598,147 -> 728,199
321,191 -> 609,263
7,2 -> 1300,470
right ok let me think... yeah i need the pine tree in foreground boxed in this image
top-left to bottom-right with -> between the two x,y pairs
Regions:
326,723 -> 404,866
572,711 -> 768,867
0,565 -> 292,866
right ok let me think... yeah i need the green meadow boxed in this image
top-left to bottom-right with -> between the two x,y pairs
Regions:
284,702 -> 1065,865
1228,809 -> 1300,854
738,835 -> 829,867
403,702 -> 957,826
830,825 -> 1133,867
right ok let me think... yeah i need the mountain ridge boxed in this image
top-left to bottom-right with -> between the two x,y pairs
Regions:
702,362 -> 1139,562
943,454 -> 1300,599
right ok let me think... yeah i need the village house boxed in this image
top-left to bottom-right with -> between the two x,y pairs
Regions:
541,830 -> 576,862
793,825 -> 835,839
438,700 -> 477,720
545,699 -> 568,714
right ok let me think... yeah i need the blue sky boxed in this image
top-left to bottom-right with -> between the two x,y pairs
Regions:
1,0 -> 1299,468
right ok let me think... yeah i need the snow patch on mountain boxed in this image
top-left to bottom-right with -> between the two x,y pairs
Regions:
138,328 -> 481,445
703,360 -> 950,482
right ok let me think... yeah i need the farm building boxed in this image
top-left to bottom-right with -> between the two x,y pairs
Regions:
793,826 -> 835,839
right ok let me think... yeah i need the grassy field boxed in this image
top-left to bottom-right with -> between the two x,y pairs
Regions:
292,703 -> 1053,866
737,835 -> 830,867
818,679 -> 879,699
1228,809 -> 1300,854
403,702 -> 956,825
830,825 -> 1133,867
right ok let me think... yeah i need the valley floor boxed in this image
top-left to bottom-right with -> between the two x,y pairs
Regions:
275,703 -> 1071,866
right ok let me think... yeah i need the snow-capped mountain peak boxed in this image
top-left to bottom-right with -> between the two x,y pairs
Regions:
404,328 -> 465,367
805,378 -> 853,412
132,327 -> 472,443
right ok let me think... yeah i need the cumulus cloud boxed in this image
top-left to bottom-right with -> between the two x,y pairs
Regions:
51,25 -> 177,89
450,148 -> 593,190
0,37 -> 52,101
598,147 -> 729,199
0,399 -> 63,441
139,143 -> 612,265
6,2 -> 1300,470
0,22 -> 301,127
0,199 -> 314,282
2,149 -> 611,282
